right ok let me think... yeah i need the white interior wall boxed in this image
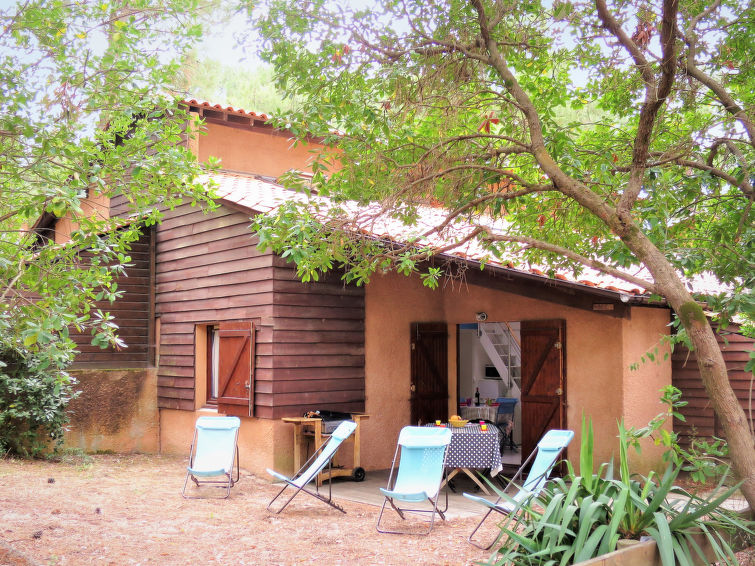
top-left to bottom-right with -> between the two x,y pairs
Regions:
458,323 -> 523,447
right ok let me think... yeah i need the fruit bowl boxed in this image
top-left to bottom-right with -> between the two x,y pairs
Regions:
448,418 -> 469,428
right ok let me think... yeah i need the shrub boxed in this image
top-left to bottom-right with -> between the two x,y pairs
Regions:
0,342 -> 78,458
490,417 -> 753,566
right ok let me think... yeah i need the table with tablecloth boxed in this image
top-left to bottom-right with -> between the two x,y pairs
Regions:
437,423 -> 503,494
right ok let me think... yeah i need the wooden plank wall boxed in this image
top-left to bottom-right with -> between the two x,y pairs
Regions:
70,229 -> 152,369
267,257 -> 365,419
109,193 -> 131,219
154,202 -> 275,410
672,328 -> 754,447
154,200 -> 367,417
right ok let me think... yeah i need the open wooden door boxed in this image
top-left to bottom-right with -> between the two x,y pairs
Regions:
520,319 -> 566,459
217,321 -> 256,417
410,322 -> 449,425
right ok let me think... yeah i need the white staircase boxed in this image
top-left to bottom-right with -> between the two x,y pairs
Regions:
478,322 -> 522,396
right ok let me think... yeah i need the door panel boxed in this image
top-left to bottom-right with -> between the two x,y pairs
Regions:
520,319 -> 566,459
410,322 -> 449,425
217,321 -> 256,417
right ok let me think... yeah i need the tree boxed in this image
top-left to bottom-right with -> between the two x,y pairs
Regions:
180,54 -> 292,114
250,0 -> 755,508
0,0 -> 212,454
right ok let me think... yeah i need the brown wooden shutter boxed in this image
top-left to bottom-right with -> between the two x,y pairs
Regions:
217,321 -> 255,417
520,319 -> 566,460
410,322 -> 449,425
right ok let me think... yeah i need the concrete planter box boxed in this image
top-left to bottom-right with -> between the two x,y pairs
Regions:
576,533 -> 718,566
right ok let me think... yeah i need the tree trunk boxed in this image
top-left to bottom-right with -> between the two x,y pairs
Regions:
632,235 -> 755,512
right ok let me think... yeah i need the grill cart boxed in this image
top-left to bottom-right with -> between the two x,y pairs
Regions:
283,411 -> 370,484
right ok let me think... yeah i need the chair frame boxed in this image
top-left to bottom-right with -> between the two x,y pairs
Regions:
182,416 -> 241,499
266,420 -> 357,514
376,426 -> 453,535
465,429 -> 574,549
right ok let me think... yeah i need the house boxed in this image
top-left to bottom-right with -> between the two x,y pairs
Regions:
44,100 -> 750,477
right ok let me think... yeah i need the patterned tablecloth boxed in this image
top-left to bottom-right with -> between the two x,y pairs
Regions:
460,405 -> 499,422
444,424 -> 502,477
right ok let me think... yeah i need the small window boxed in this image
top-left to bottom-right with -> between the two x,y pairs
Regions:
206,325 -> 220,404
200,321 -> 256,416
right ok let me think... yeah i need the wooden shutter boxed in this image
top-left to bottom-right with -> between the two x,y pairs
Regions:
410,322 -> 449,425
217,321 -> 255,417
520,319 -> 566,460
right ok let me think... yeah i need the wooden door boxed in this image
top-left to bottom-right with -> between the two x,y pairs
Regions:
217,321 -> 256,417
410,322 -> 449,425
520,319 -> 566,459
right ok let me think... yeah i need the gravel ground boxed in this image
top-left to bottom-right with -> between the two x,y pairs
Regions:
0,453 -> 490,566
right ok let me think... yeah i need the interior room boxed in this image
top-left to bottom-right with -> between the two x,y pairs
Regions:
458,321 -> 522,466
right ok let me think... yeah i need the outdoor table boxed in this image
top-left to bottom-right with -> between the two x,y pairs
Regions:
460,405 -> 498,422
430,423 -> 502,495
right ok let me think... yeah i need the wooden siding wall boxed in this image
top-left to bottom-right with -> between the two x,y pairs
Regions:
109,193 -> 131,219
70,229 -> 152,369
154,201 -> 366,417
154,202 -> 274,410
268,257 -> 365,419
672,329 -> 754,447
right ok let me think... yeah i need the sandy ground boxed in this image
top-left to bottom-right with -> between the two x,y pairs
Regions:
0,454 -> 492,566
1,453 -> 753,566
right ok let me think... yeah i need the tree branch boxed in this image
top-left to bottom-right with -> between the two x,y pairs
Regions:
478,227 -> 659,293
599,0 -> 679,213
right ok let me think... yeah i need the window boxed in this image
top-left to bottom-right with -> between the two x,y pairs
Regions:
206,325 -> 220,404
199,321 -> 256,416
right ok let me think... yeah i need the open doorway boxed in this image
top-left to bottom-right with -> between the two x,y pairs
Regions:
458,321 -> 523,467
458,319 -> 568,470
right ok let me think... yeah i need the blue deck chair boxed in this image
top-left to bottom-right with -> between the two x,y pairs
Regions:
266,420 -> 357,514
376,426 -> 453,535
182,416 -> 241,499
464,428 -> 574,549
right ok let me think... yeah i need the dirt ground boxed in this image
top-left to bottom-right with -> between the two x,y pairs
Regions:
0,454 -> 492,566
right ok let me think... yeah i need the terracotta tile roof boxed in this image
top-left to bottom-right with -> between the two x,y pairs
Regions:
182,99 -> 270,121
204,170 -> 667,299
204,168 -> 733,301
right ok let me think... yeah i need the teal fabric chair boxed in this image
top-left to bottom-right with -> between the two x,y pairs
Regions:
376,426 -> 453,535
182,416 -> 241,499
464,428 -> 574,549
266,420 -> 358,514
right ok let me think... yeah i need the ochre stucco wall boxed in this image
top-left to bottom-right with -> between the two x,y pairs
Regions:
54,191 -> 111,244
160,408 -> 301,478
198,123 -> 338,178
360,271 -> 671,474
620,306 -> 673,472
64,368 -> 158,453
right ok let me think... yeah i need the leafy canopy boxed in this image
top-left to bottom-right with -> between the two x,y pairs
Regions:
251,0 -> 753,328
0,0 -> 213,360
0,0 -> 213,454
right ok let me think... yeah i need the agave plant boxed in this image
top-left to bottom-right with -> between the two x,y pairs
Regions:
489,417 -> 752,566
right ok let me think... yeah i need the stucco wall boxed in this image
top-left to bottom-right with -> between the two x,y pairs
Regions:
54,191 -> 111,244
64,368 -> 158,453
160,408 -> 337,478
199,123 -> 338,178
621,306 -> 673,472
361,271 -> 671,473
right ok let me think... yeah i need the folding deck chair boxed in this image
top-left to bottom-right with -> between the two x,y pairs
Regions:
266,420 -> 357,514
464,428 -> 574,549
182,416 -> 241,499
376,426 -> 453,535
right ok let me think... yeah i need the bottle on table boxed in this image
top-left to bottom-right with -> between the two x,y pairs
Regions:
474,387 -> 480,406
